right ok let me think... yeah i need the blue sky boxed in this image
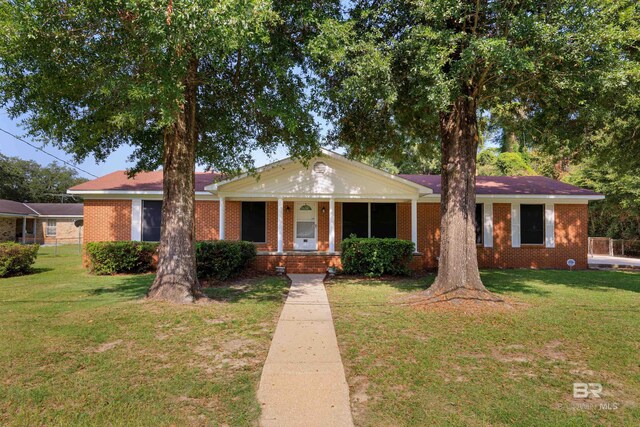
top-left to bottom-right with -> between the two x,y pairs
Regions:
0,108 -> 292,179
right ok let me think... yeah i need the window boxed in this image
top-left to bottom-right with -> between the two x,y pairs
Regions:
342,203 -> 397,239
371,203 -> 397,238
475,203 -> 483,245
520,204 -> 544,244
241,202 -> 266,242
142,201 -> 162,242
342,203 -> 368,238
46,219 -> 56,236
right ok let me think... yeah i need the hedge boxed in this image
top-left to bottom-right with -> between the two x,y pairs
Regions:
85,240 -> 257,279
86,241 -> 159,275
0,243 -> 39,278
341,237 -> 414,277
196,240 -> 257,280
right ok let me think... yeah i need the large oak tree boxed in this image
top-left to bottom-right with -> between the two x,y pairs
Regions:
310,0 -> 638,303
0,0 -> 337,302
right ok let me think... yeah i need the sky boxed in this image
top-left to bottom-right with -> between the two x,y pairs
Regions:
0,109 -> 293,179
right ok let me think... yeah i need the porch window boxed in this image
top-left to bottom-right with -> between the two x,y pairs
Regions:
342,203 -> 396,239
142,200 -> 162,242
241,202 -> 266,243
46,219 -> 57,236
475,203 -> 483,245
520,204 -> 544,245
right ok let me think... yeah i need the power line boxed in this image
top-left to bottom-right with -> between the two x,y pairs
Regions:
0,127 -> 98,178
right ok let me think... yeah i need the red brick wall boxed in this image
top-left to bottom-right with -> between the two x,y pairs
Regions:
82,198 -> 589,272
83,200 -> 132,243
195,200 -> 219,240
476,203 -> 588,269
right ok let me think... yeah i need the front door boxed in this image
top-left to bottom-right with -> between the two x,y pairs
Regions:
294,202 -> 317,251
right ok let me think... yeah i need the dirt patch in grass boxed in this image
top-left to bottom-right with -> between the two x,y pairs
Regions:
192,337 -> 263,372
349,374 -> 371,420
90,339 -> 125,353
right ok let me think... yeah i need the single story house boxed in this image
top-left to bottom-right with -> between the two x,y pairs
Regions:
0,199 -> 84,244
68,150 -> 603,273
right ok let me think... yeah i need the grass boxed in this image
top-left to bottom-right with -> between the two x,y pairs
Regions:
0,246 -> 289,426
326,270 -> 640,426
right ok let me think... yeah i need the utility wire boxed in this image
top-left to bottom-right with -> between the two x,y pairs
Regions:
0,127 -> 98,178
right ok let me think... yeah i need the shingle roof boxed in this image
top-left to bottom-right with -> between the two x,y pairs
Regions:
69,168 -> 600,197
0,199 -> 36,216
26,203 -> 83,216
0,200 -> 83,217
68,170 -> 221,192
398,175 -> 602,196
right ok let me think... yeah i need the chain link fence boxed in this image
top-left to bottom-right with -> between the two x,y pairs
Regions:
588,237 -> 640,257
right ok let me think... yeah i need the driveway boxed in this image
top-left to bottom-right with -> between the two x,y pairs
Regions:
589,255 -> 640,268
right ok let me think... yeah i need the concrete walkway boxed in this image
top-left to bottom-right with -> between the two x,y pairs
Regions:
257,274 -> 354,427
589,255 -> 640,269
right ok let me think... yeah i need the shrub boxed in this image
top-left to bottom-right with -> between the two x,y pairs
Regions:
86,241 -> 158,275
0,243 -> 39,277
341,237 -> 414,277
196,240 -> 257,280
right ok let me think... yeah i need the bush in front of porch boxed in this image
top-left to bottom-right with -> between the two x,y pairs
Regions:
341,237 -> 414,277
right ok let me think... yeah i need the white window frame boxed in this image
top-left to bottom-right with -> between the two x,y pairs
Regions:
512,203 -> 554,248
46,219 -> 57,236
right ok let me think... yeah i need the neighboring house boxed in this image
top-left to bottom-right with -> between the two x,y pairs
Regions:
68,150 -> 603,273
0,200 -> 83,244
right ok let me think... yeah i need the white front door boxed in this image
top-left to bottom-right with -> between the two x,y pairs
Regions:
294,202 -> 317,251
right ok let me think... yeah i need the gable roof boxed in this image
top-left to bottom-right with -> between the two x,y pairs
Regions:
69,170 -> 221,193
207,149 -> 433,195
399,175 -> 603,197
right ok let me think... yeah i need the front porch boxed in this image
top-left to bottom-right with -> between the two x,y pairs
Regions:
205,152 -> 433,273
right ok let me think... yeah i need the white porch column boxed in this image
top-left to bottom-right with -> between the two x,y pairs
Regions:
411,198 -> 418,252
329,197 -> 336,253
277,197 -> 284,253
219,197 -> 225,240
32,218 -> 37,243
22,217 -> 27,244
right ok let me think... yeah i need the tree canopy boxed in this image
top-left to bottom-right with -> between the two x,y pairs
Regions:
0,154 -> 87,202
0,0 -> 336,173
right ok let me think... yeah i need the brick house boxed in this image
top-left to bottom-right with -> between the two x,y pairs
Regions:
0,200 -> 83,244
68,150 -> 603,273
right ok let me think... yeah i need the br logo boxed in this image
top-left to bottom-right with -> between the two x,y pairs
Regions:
573,383 -> 603,399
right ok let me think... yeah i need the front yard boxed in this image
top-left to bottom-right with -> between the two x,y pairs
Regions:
327,270 -> 640,426
0,247 -> 289,426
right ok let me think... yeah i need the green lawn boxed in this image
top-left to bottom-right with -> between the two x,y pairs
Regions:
0,246 -> 289,426
327,270 -> 640,426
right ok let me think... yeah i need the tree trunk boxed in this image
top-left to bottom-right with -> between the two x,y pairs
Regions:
147,59 -> 200,303
424,96 -> 501,303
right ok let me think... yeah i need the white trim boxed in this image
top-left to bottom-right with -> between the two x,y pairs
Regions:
131,199 -> 142,241
219,197 -> 225,240
545,203 -> 555,248
511,203 -> 521,248
277,198 -> 284,253
483,202 -> 494,248
22,217 -> 27,243
329,198 -> 336,253
411,198 -> 418,251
